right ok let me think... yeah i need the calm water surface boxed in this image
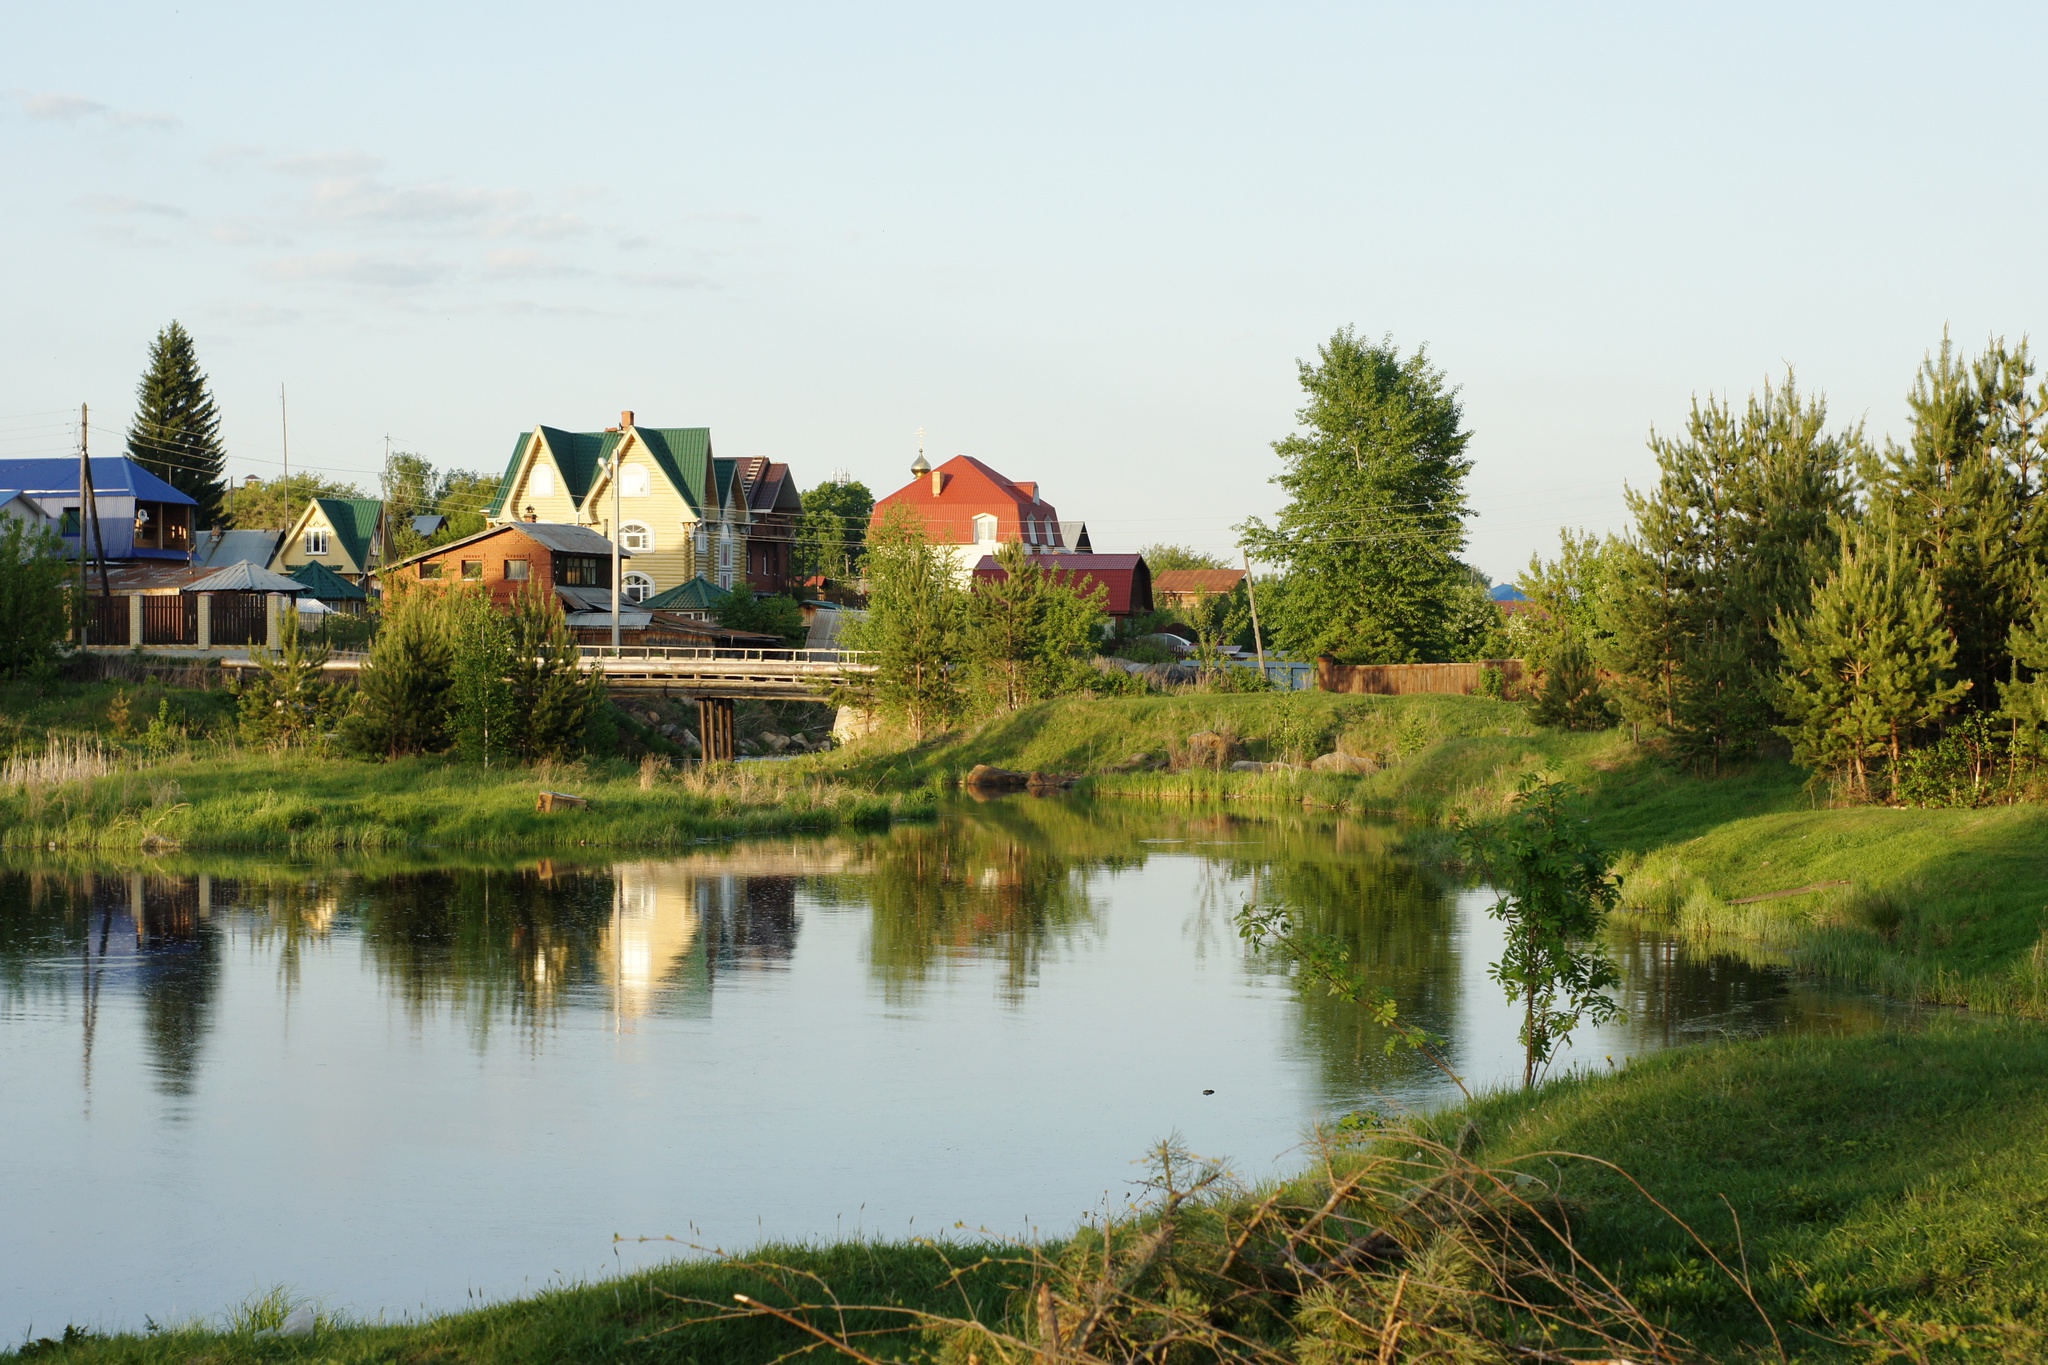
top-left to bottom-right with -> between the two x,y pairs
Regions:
0,797 -> 1902,1336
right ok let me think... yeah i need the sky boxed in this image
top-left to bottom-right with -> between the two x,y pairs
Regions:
5,2 -> 2046,583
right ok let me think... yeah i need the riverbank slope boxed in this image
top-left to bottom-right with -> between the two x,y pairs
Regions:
22,1016 -> 2046,1363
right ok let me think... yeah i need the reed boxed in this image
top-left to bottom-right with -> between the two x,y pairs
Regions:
1,736 -> 120,790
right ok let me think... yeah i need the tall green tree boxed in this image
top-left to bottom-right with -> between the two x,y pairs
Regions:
961,541 -> 1107,711
0,519 -> 71,679
1862,333 -> 2048,709
1774,517 -> 1966,799
448,590 -> 518,767
342,583 -> 456,757
1600,373 -> 1860,766
126,321 -> 228,528
1238,328 -> 1475,663
1136,543 -> 1226,573
221,473 -> 366,531
2000,575 -> 2048,755
842,505 -> 962,739
502,587 -> 604,761
794,478 -> 875,582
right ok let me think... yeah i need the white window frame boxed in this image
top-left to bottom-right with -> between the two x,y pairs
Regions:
621,464 -> 650,497
530,464 -> 555,498
305,527 -> 330,556
619,521 -> 654,552
973,513 -> 998,543
622,571 -> 655,604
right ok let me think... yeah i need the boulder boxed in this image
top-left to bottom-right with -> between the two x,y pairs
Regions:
1026,771 -> 1078,793
964,764 -> 1029,791
1228,760 -> 1266,773
679,728 -> 701,751
760,731 -> 791,753
1310,751 -> 1376,774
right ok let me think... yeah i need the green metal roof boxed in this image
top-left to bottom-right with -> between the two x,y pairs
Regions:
637,427 -> 712,515
314,498 -> 383,573
288,558 -> 367,601
484,425 -> 714,522
713,456 -> 738,509
642,576 -> 729,611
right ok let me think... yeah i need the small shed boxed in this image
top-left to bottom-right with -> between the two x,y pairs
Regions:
641,577 -> 729,620
288,559 -> 370,614
971,552 -> 1154,619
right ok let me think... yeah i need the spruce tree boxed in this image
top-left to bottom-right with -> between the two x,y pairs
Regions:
1862,333 -> 2048,708
1998,573 -> 2048,754
1600,373 -> 1860,767
342,584 -> 456,757
1238,328 -> 1475,663
126,321 -> 228,528
1774,518 -> 1966,799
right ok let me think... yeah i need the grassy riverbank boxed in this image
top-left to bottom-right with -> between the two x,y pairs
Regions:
820,692 -> 2048,1019
23,1016 -> 2048,1363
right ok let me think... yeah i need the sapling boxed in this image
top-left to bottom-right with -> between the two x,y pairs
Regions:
1463,774 -> 1623,1087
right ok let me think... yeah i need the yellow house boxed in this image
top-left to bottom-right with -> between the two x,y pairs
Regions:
269,497 -> 390,585
484,411 -> 754,602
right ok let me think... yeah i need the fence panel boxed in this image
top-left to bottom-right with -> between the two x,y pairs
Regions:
1314,657 -> 1524,696
210,592 -> 267,645
83,595 -> 128,645
141,594 -> 197,646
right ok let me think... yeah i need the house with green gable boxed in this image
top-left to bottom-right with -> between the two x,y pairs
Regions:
483,409 -> 763,602
270,497 -> 390,586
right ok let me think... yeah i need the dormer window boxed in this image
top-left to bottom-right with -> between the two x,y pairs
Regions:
306,527 -> 330,556
530,464 -> 555,498
973,514 -> 997,543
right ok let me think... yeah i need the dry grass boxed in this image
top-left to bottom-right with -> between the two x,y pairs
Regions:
661,1128 -> 1771,1365
2,735 -> 121,790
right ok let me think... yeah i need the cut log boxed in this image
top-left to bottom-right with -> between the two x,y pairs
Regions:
535,791 -> 589,813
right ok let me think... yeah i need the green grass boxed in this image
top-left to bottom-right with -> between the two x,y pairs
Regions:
25,1019 -> 2048,1363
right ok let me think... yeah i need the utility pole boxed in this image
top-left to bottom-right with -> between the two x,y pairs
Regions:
74,407 -> 89,644
610,450 -> 622,652
279,383 -> 290,522
83,406 -> 110,600
1242,548 -> 1266,678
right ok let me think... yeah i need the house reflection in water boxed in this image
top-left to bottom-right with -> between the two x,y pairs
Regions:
80,872 -> 223,1097
595,864 -> 800,1024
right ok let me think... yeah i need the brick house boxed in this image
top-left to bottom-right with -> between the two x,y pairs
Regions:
871,453 -> 1070,580
386,522 -> 622,609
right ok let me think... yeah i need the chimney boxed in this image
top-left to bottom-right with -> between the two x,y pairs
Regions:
524,506 -> 538,522
620,409 -> 635,428
932,469 -> 945,495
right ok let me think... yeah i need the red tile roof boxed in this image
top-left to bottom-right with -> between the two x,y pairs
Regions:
972,552 -> 1154,617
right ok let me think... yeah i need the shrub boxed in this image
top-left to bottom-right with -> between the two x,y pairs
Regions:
0,519 -> 71,679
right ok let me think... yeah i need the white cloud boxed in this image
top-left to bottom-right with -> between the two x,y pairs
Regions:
490,213 -> 590,241
618,270 -> 717,290
271,150 -> 384,176
19,92 -> 177,129
76,194 -> 185,218
484,248 -> 589,280
311,176 -> 527,224
257,252 -> 449,288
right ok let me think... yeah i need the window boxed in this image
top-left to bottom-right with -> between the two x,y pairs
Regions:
306,527 -> 330,556
619,522 -> 653,552
623,572 -> 654,604
1024,518 -> 1038,545
558,556 -> 601,586
58,507 -> 80,537
504,558 -> 530,581
461,559 -> 483,581
530,464 -> 555,498
621,465 -> 649,497
420,562 -> 444,580
719,538 -> 731,569
973,514 -> 998,543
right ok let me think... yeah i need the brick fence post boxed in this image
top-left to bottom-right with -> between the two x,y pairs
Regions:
129,594 -> 144,648
266,593 -> 282,650
196,594 -> 212,649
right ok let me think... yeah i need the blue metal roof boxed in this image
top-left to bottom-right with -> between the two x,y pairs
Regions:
0,456 -> 198,505
1489,584 -> 1528,602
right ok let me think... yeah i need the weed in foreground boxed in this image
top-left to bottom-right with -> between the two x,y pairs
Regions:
654,1130 -> 1776,1365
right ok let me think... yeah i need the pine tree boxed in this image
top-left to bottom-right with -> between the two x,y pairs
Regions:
1238,328 -> 1475,663
1774,519 -> 1966,799
1526,633 -> 1614,731
342,584 -> 456,757
960,541 -> 1107,711
1600,373 -> 1860,766
1863,333 -> 2048,708
1998,574 -> 2048,754
503,586 -> 600,761
126,321 -> 227,528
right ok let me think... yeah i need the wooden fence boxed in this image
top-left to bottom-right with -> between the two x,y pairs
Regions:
210,592 -> 267,645
83,595 -> 127,646
141,595 -> 197,645
1314,656 -> 1525,697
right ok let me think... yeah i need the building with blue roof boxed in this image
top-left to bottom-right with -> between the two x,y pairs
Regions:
0,456 -> 199,560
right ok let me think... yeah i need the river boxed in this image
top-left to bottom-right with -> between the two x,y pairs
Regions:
0,796 -> 1902,1337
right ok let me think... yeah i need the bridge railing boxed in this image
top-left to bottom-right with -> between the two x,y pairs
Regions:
578,645 -> 873,667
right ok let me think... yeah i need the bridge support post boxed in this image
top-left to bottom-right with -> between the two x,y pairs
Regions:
697,697 -> 736,762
